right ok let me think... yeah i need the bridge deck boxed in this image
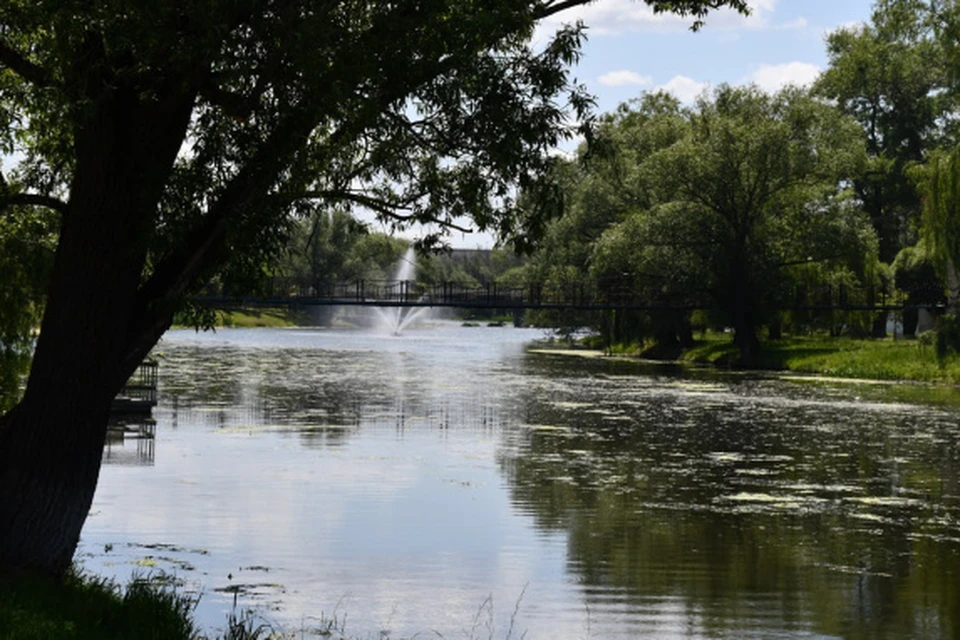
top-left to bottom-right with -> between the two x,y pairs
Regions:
196,279 -> 942,313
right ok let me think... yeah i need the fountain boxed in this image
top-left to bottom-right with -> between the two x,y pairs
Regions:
371,246 -> 434,335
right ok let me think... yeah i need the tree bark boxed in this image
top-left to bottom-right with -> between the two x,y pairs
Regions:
733,312 -> 761,368
871,314 -> 887,338
678,314 -> 694,348
0,198 -> 148,573
947,259 -> 959,316
767,318 -> 782,341
0,81 -> 193,574
902,307 -> 919,336
729,257 -> 761,367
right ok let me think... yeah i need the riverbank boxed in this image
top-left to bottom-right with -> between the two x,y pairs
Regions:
0,571 -> 197,640
0,570 -> 274,640
570,333 -> 960,385
175,307 -> 307,329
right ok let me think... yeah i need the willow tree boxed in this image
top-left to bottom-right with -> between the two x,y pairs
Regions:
0,1 -> 748,575
641,85 -> 867,364
0,206 -> 56,413
916,145 -> 960,311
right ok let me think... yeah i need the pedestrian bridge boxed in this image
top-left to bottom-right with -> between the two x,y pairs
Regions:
196,279 -> 936,312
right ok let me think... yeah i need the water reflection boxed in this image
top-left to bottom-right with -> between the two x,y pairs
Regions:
499,351 -> 960,639
157,336 -> 516,449
102,418 -> 155,466
82,328 -> 960,639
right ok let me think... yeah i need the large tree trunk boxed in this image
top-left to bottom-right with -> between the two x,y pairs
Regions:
733,311 -> 761,368
947,259 -> 960,315
678,314 -> 694,349
0,81 -> 192,574
729,256 -> 761,367
0,198 -> 150,573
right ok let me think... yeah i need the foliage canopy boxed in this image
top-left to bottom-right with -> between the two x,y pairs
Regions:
527,85 -> 873,362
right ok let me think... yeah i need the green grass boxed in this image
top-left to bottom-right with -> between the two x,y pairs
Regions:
0,570 -> 199,640
0,569 -> 536,640
676,332 -> 960,383
0,570 -> 279,640
210,308 -> 305,329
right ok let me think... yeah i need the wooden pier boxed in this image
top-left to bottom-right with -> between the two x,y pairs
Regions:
110,360 -> 158,415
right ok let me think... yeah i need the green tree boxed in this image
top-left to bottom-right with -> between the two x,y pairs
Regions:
0,0 -> 748,575
646,85 -> 868,363
584,93 -> 697,347
529,87 -> 873,356
815,0 -> 955,263
274,209 -> 387,294
915,145 -> 960,311
523,93 -> 690,341
0,206 -> 56,412
892,244 -> 942,334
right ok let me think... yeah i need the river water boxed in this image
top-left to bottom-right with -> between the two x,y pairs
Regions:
79,324 -> 960,639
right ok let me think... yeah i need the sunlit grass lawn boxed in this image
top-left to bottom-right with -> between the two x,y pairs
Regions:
171,306 -> 309,329
679,332 -> 960,384
216,307 -> 306,328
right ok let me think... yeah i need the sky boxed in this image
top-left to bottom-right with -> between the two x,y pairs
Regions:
541,0 -> 877,114
439,0 -> 879,248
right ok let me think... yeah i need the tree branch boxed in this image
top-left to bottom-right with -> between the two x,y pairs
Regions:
294,189 -> 475,234
0,40 -> 56,88
122,1 -> 547,368
386,212 -> 473,234
535,0 -> 594,20
535,0 -> 750,24
776,255 -> 845,269
198,66 -> 275,122
0,193 -> 69,217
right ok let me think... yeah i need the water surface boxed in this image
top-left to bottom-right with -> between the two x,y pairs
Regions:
80,325 -> 960,638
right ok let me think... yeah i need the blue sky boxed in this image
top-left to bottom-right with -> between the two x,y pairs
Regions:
546,0 -> 877,113
440,0 -> 879,248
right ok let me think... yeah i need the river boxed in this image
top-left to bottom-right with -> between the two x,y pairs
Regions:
78,324 -> 960,639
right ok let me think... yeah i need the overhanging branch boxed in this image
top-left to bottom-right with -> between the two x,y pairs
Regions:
534,0 -> 750,24
294,189 -> 475,234
535,0 -> 594,19
0,40 -> 56,88
0,193 -> 69,217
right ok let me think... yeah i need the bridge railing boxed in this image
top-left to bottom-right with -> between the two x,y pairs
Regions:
201,278 -> 944,311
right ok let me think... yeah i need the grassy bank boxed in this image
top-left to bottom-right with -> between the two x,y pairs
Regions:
217,307 -> 307,328
0,571 -> 199,640
594,332 -> 960,384
174,307 -> 307,329
0,570 -> 277,640
0,570 -> 531,640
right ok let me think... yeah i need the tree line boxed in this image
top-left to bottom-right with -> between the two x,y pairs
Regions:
507,0 -> 960,364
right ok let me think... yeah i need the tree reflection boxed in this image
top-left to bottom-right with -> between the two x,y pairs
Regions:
499,355 -> 960,639
156,341 -> 516,451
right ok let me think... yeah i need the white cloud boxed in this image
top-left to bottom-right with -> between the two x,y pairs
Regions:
747,62 -> 821,92
537,0 -> 787,37
655,75 -> 710,104
822,19 -> 866,38
597,70 -> 652,87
